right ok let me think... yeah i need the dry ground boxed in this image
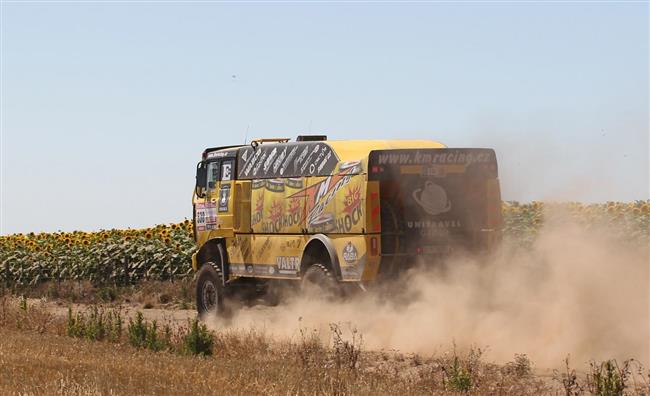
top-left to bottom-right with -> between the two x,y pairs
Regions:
1,288 -> 648,396
0,326 -> 557,396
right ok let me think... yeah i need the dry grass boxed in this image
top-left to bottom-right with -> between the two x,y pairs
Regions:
0,326 -> 555,396
0,296 -> 647,395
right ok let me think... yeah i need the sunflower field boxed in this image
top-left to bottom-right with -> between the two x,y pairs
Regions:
1,221 -> 196,288
1,201 -> 648,288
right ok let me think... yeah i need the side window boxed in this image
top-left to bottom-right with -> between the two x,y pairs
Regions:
207,161 -> 220,192
221,160 -> 234,181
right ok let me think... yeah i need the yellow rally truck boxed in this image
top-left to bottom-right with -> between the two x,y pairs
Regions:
192,136 -> 502,315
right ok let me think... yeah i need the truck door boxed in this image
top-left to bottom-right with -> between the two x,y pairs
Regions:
195,160 -> 220,235
195,158 -> 236,236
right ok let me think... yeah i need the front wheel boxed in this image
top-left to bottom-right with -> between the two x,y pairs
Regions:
196,263 -> 225,316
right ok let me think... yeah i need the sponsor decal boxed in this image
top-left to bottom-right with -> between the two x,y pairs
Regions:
407,220 -> 461,238
317,150 -> 333,173
336,186 -> 363,233
221,161 -> 233,181
342,242 -> 358,263
239,142 -> 339,179
285,178 -> 303,189
339,160 -> 361,174
263,147 -> 278,174
407,219 -> 461,228
254,266 -> 269,275
276,256 -> 300,273
280,146 -> 298,176
206,150 -> 232,159
262,199 -> 302,233
235,236 -> 252,263
341,266 -> 360,279
252,195 -> 264,226
288,167 -> 355,227
293,146 -> 310,173
288,198 -> 302,217
243,149 -> 262,176
218,184 -> 231,212
195,202 -> 217,231
343,186 -> 361,215
376,149 -> 494,166
256,237 -> 272,259
412,181 -> 451,216
229,264 -> 245,274
307,175 -> 353,226
283,238 -> 302,250
300,145 -> 321,174
272,147 -> 287,174
265,179 -> 285,192
310,213 -> 336,233
268,200 -> 283,223
251,151 -> 267,177
252,179 -> 265,189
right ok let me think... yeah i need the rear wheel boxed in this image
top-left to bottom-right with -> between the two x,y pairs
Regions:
196,263 -> 225,316
301,263 -> 340,300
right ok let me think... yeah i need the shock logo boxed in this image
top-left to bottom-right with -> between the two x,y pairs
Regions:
262,199 -> 302,233
252,196 -> 264,226
336,186 -> 363,232
288,197 -> 302,217
268,200 -> 283,222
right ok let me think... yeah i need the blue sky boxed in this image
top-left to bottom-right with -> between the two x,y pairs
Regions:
1,2 -> 648,234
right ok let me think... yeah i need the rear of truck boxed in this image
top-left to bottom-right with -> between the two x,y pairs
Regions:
368,148 -> 502,278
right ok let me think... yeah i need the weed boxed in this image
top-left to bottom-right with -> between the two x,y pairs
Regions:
127,312 -> 148,348
503,353 -> 533,377
587,359 -> 630,396
296,324 -> 325,369
448,355 -> 472,392
181,318 -> 213,356
554,356 -> 584,396
438,345 -> 483,393
66,306 -> 122,342
330,323 -> 363,371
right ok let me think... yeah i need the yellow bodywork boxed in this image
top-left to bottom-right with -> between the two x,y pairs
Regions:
192,139 -> 446,282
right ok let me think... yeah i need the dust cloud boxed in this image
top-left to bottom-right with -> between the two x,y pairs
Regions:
210,212 -> 649,368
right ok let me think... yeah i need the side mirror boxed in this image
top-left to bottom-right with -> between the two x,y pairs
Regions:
195,161 -> 207,196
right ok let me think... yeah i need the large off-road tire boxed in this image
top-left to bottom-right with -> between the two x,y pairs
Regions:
301,263 -> 341,300
196,263 -> 225,316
